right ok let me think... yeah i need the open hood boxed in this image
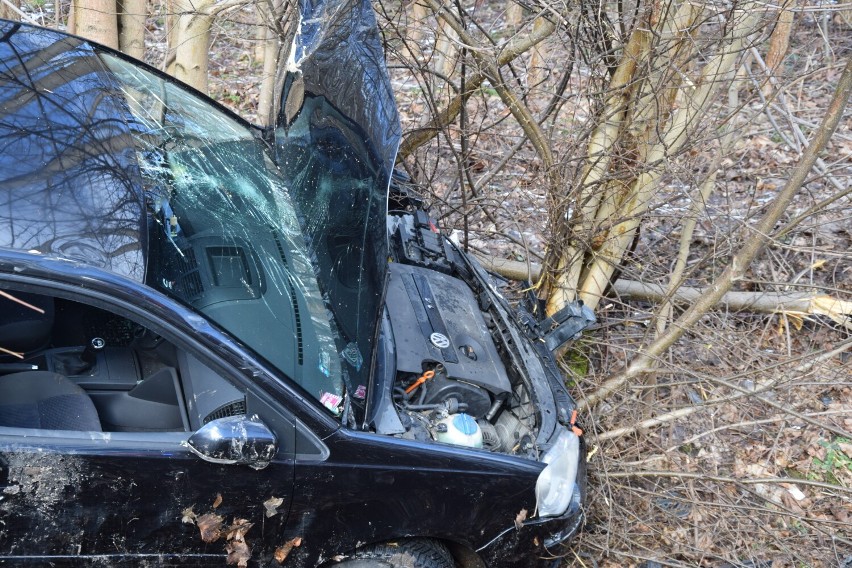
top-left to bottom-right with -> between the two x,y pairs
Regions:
273,0 -> 401,389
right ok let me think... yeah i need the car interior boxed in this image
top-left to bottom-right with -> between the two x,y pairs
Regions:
0,290 -> 246,433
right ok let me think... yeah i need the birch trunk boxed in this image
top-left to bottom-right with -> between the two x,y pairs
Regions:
118,0 -> 146,60
76,0 -> 119,49
172,0 -> 214,93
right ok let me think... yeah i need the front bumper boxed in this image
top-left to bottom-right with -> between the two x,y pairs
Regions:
477,436 -> 587,568
476,494 -> 584,568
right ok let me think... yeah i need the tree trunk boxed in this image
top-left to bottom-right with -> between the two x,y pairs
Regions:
172,0 -> 215,93
118,0 -> 146,60
68,0 -> 76,33
528,16 -> 550,86
75,0 -> 119,49
433,16 -> 458,89
763,0 -> 796,94
506,1 -> 523,27
256,0 -> 288,127
163,0 -> 179,73
254,4 -> 267,64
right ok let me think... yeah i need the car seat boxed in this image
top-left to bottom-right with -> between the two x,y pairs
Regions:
0,371 -> 102,431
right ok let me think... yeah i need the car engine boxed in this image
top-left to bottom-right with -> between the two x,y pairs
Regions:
376,193 -> 594,457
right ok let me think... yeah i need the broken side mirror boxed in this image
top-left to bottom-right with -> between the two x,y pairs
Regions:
185,415 -> 277,470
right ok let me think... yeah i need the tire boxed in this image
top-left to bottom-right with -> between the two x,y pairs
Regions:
331,538 -> 455,568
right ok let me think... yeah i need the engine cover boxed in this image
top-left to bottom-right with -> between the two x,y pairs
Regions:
386,263 -> 511,399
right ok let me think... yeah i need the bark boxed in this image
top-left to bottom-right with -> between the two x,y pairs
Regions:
256,0 -> 285,127
170,0 -> 247,93
506,1 -> 523,27
254,6 -> 267,64
407,0 -> 428,42
763,0 -> 796,95
68,0 -> 76,33
172,0 -> 214,92
164,0 -> 179,73
118,0 -> 146,60
528,16 -> 550,86
432,16 -> 458,89
75,0 -> 119,49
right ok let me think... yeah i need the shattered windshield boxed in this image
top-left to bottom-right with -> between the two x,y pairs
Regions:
99,53 -> 344,406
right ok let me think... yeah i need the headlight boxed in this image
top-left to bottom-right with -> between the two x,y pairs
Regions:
535,428 -> 580,518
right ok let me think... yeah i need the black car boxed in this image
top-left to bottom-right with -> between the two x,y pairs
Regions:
0,2 -> 594,566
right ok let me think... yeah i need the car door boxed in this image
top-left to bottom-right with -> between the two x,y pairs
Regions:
0,282 -> 297,566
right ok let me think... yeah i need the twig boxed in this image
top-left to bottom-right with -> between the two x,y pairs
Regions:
667,410 -> 850,452
0,346 -> 24,359
0,290 -> 46,314
595,338 -> 852,441
604,470 -> 852,495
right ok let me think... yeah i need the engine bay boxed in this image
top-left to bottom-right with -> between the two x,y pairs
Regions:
375,204 -> 578,458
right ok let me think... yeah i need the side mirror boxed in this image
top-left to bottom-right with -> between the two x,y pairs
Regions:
185,415 -> 277,470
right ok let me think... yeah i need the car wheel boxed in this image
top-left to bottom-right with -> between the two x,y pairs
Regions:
331,538 -> 454,568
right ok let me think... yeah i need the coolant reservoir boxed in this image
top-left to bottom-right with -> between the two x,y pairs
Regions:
435,413 -> 483,448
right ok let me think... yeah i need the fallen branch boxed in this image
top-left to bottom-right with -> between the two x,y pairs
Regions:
473,252 -> 852,328
604,470 -> 852,496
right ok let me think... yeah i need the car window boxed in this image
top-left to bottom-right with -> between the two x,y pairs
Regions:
96,53 -> 345,411
0,27 -> 146,281
0,289 -> 243,434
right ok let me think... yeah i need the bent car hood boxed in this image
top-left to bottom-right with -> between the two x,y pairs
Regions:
274,0 -> 402,383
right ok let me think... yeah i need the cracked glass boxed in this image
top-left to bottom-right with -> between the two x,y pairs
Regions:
98,53 -> 344,404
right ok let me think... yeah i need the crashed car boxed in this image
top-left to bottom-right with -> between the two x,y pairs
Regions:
0,1 -> 594,566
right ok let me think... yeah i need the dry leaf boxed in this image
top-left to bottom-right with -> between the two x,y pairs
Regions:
274,537 -> 303,564
264,496 -> 284,518
514,508 -> 527,530
225,518 -> 254,542
196,512 -> 224,543
831,506 -> 850,523
212,493 -> 223,509
226,538 -> 251,567
181,506 -> 197,524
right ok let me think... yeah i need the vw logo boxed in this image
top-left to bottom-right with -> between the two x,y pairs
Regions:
430,332 -> 450,349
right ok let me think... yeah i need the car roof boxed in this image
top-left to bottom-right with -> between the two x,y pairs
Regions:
0,21 -> 146,281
